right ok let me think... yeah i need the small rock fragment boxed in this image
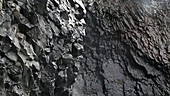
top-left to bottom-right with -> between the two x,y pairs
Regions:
73,43 -> 83,51
31,61 -> 40,71
6,51 -> 18,62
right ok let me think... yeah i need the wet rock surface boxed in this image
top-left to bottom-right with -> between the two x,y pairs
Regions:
1,0 -> 170,96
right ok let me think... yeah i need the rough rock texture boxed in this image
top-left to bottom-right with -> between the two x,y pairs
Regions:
72,0 -> 170,96
1,0 -> 170,96
0,0 -> 85,96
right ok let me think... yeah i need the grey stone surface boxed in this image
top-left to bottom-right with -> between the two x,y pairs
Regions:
0,0 -> 85,96
1,0 -> 170,96
72,0 -> 170,96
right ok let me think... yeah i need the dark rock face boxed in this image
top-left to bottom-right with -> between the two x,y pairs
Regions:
72,0 -> 170,96
0,0 -> 85,96
1,0 -> 170,96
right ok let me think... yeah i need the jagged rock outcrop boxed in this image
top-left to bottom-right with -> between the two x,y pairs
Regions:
1,0 -> 170,96
0,0 -> 85,96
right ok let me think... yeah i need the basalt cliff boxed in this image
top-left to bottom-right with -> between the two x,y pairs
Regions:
0,0 -> 170,96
